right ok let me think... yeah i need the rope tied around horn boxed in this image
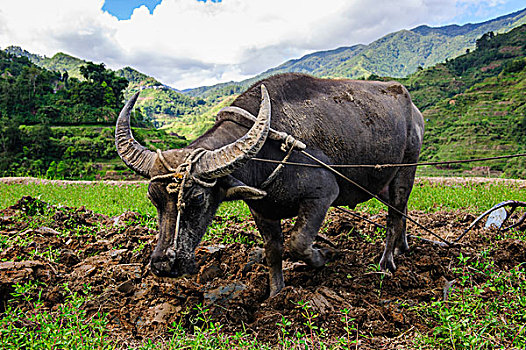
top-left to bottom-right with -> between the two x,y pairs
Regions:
260,135 -> 304,188
152,148 -> 217,207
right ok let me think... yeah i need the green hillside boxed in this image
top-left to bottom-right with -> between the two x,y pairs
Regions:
115,66 -> 160,87
4,47 -> 203,127
115,67 -> 205,126
323,7 -> 526,79
163,95 -> 237,140
0,51 -> 186,180
5,47 -> 87,80
126,85 -> 204,129
398,24 -> 526,177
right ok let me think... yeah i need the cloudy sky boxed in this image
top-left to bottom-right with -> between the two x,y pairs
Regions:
0,0 -> 524,89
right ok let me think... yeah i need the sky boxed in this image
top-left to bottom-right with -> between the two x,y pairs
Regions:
0,0 -> 524,89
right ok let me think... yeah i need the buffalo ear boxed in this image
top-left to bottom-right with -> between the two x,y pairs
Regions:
225,186 -> 267,201
220,175 -> 267,201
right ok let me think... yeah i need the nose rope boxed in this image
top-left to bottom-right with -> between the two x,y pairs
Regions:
151,148 -> 217,245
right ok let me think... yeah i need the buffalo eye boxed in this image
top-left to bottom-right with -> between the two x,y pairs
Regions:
190,192 -> 205,205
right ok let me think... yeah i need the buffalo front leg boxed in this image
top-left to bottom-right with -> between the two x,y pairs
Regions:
251,210 -> 285,297
289,196 -> 338,268
379,167 -> 415,273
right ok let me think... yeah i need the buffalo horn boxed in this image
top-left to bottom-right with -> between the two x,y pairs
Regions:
115,92 -> 156,178
194,84 -> 271,179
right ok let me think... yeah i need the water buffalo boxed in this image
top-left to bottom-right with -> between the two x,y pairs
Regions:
116,73 -> 424,297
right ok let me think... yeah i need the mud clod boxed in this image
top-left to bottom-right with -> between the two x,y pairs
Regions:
0,196 -> 524,347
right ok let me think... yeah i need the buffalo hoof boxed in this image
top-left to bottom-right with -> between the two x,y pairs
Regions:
291,246 -> 339,268
269,280 -> 285,298
394,240 -> 410,257
379,254 -> 397,274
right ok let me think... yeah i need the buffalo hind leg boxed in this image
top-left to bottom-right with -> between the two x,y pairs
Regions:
379,167 -> 415,273
289,195 -> 338,268
251,210 -> 285,297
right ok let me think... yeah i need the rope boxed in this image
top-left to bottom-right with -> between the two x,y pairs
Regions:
151,148 -> 217,241
251,152 -> 526,169
299,150 -> 455,246
260,136 -> 302,188
333,206 -> 386,230
152,128 -> 526,248
333,206 -> 450,247
253,147 -> 526,246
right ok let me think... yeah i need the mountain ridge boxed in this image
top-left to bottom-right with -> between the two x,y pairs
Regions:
185,7 -> 526,98
3,7 -> 525,143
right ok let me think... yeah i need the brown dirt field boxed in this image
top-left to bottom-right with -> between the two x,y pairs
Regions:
1,195 -> 525,348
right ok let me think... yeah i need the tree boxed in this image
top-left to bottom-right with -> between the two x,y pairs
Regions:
476,31 -> 495,50
78,62 -> 129,109
46,161 -> 57,179
56,160 -> 67,179
0,113 -> 21,154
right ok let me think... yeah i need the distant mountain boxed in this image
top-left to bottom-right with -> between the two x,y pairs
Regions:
5,46 -> 87,79
186,7 -> 526,99
115,66 -> 161,88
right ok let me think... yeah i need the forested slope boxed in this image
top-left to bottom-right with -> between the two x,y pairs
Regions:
0,53 -> 185,179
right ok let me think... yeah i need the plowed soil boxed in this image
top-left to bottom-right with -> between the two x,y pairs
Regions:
1,196 -> 525,348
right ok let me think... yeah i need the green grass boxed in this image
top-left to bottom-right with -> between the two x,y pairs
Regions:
359,179 -> 526,214
1,180 -> 526,349
0,182 -> 153,217
413,257 -> 526,349
0,283 -> 110,350
3,179 -> 525,217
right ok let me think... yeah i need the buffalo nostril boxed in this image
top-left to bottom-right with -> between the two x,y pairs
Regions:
151,256 -> 174,276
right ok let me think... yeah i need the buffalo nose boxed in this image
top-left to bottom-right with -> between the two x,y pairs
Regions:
150,256 -> 176,277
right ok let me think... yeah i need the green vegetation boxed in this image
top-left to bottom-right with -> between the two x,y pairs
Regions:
127,86 -> 204,129
0,182 -> 150,216
1,181 -> 525,349
5,47 -> 88,80
0,51 -> 188,179
2,179 -> 526,230
0,52 -> 128,125
1,283 -> 110,350
117,66 -> 207,127
397,24 -> 526,177
6,46 -> 206,130
414,255 -> 526,348
164,95 -> 236,140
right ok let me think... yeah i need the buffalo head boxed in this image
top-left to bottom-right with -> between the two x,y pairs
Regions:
115,86 -> 271,278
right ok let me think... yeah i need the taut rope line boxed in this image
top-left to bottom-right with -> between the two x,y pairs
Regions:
251,152 -> 526,169
299,149 -> 455,246
153,105 -> 526,247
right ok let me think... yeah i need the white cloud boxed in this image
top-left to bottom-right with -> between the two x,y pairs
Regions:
0,0 -> 519,88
